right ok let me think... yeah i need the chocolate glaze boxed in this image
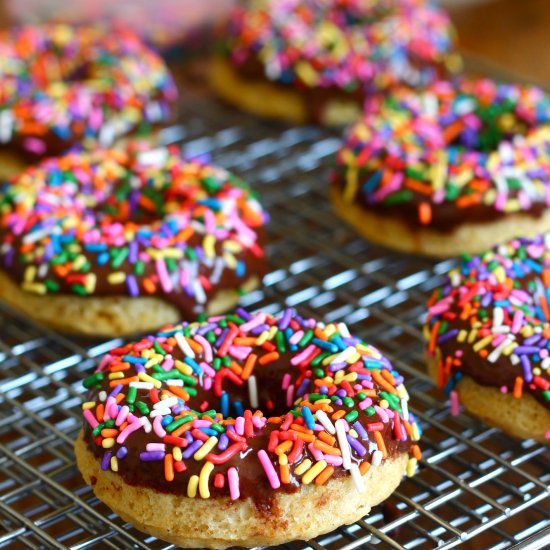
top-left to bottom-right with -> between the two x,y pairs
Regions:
331,175 -> 548,233
84,348 -> 411,502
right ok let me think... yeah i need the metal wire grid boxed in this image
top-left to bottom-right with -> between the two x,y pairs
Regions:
0,88 -> 548,550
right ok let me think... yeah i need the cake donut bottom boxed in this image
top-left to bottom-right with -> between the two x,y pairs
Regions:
331,187 -> 550,257
75,432 -> 408,549
0,269 -> 260,337
210,58 -> 363,127
427,356 -> 550,443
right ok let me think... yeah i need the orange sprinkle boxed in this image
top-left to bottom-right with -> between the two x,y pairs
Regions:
274,441 -> 293,455
411,444 -> 422,460
290,423 -> 313,434
318,431 -> 336,446
185,337 -> 203,355
331,410 -> 346,421
171,422 -> 193,438
429,321 -> 441,353
381,369 -> 396,386
418,202 -> 432,225
96,404 -> 105,422
100,429 -> 118,438
313,440 -> 342,456
374,431 -> 388,459
229,361 -> 243,376
371,370 -> 397,395
293,431 -> 315,443
241,353 -> 257,381
513,377 -> 523,399
167,386 -> 190,402
405,178 -> 432,195
359,461 -> 371,476
109,376 -> 139,388
164,454 -> 174,482
314,465 -> 335,486
456,194 -> 481,209
280,463 -> 291,484
258,351 -> 280,365
109,362 -> 130,373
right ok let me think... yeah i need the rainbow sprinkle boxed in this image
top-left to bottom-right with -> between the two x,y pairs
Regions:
224,0 -> 456,92
333,79 -> 550,229
0,147 -> 267,311
81,308 -> 421,498
0,24 -> 177,157
425,235 -> 550,439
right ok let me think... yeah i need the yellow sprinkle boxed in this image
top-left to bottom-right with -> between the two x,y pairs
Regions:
102,438 -> 115,449
492,266 -> 506,284
144,358 -> 160,369
83,273 -> 96,294
407,457 -> 418,477
294,459 -> 312,476
279,453 -> 288,466
107,272 -> 126,285
343,167 -> 359,203
222,240 -> 242,253
173,447 -> 182,462
324,325 -> 337,338
187,475 -> 199,498
267,326 -> 278,340
203,235 -> 216,259
199,461 -> 215,499
22,282 -> 46,295
346,351 -> 360,364
343,372 -> 358,382
223,252 -> 237,269
174,360 -> 193,376
108,372 -> 124,380
302,460 -> 327,484
138,372 -> 162,389
256,331 -> 270,346
72,255 -> 87,271
379,399 -> 389,409
467,329 -> 478,344
24,266 -> 36,283
194,436 -> 218,461
412,423 -> 421,442
82,402 -> 96,410
110,456 -> 118,472
457,330 -> 467,343
349,429 -> 358,438
473,335 -> 493,353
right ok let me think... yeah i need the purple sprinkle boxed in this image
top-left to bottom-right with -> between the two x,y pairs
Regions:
520,354 -> 533,383
353,421 -> 369,439
182,439 -> 203,459
140,451 -> 165,461
116,446 -> 128,459
101,452 -> 112,471
218,433 -> 229,451
109,384 -> 123,398
347,434 -> 367,456
296,378 -> 310,397
278,308 -> 293,330
235,308 -> 252,321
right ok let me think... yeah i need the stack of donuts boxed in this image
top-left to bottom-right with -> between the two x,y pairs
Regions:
0,1 -> 546,549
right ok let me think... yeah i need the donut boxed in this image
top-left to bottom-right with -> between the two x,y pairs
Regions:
75,308 -> 422,549
0,147 -> 267,337
425,234 -> 550,443
331,79 -> 550,256
0,24 -> 177,176
210,0 -> 458,126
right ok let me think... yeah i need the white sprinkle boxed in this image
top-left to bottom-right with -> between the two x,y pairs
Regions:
371,450 -> 383,467
154,396 -> 178,410
335,419 -> 352,470
0,110 -> 14,143
150,408 -> 172,418
337,322 -> 351,339
248,375 -> 258,409
98,391 -> 107,402
400,398 -> 409,422
333,346 -> 356,364
192,280 -> 207,304
175,331 -> 195,358
165,379 -> 183,387
350,463 -> 365,493
315,410 -> 336,434
140,416 -> 152,433
129,382 -> 155,390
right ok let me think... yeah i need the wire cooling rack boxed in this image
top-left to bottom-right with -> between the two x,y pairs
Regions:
0,83 -> 549,550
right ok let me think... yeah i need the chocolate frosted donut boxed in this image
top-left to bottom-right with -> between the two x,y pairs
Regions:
0,147 -> 267,336
210,0 -> 458,126
331,79 -> 550,256
0,24 -> 177,175
75,308 -> 421,548
425,235 -> 550,443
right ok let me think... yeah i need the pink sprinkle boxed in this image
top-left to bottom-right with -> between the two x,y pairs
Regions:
374,405 -> 389,423
324,455 -> 344,466
193,420 -> 212,428
146,443 -> 166,452
257,450 -> 280,489
512,310 -> 524,333
153,415 -> 166,438
228,467 -> 240,500
281,373 -> 292,390
545,428 -> 550,440
23,137 -> 46,154
289,330 -> 304,345
203,378 -> 212,391
450,390 -> 460,416
156,259 -> 173,293
291,344 -> 316,365
253,415 -> 267,429
286,384 -> 295,407
117,419 -> 143,444
240,312 -> 266,332
83,409 -> 99,429
115,405 -> 129,427
358,397 -> 373,410
195,335 -> 213,362
200,361 -> 216,378
235,416 -> 245,435
308,442 -> 324,461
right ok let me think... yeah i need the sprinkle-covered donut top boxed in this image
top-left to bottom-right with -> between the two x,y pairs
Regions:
81,309 -> 421,500
0,24 -> 177,158
332,79 -> 550,231
426,235 -> 550,436
0,147 -> 267,313
223,0 -> 456,92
